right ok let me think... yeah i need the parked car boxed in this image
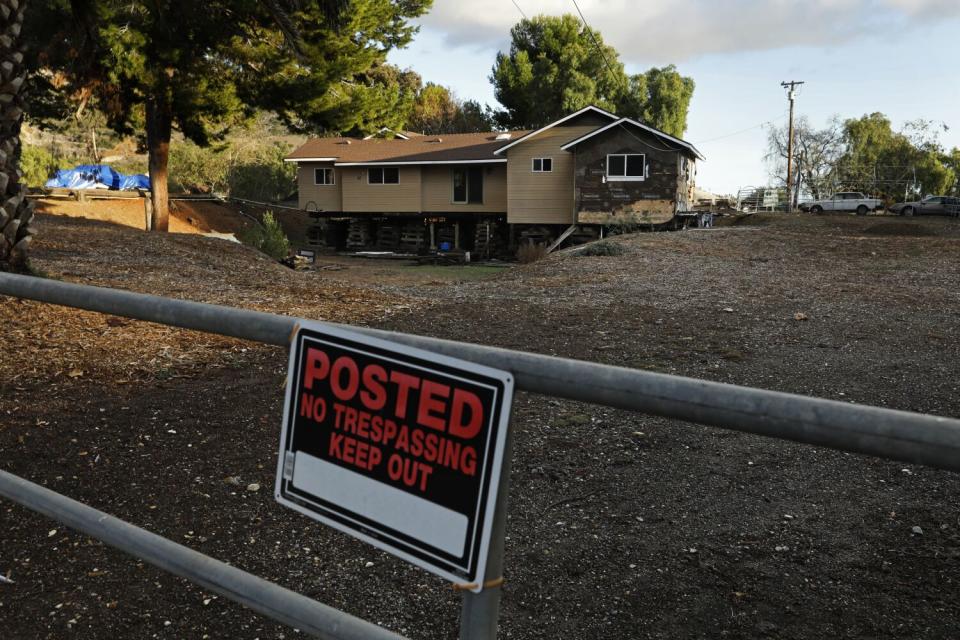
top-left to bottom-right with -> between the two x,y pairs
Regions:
798,192 -> 884,215
888,195 -> 960,217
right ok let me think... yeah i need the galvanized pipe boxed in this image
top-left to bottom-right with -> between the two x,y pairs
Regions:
459,409 -> 515,640
3,272 -> 960,473
0,470 -> 406,640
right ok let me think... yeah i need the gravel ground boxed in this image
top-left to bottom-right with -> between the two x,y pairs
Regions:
2,213 -> 960,639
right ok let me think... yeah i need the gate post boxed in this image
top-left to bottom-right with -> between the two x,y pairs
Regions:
459,412 -> 515,640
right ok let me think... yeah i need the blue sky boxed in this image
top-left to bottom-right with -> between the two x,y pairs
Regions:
390,0 -> 960,195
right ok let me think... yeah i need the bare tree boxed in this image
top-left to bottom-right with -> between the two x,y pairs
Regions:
765,116 -> 844,200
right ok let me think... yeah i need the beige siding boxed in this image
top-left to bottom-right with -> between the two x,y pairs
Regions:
297,162 -> 342,212
340,166 -> 422,213
506,123 -> 606,224
420,165 -> 507,213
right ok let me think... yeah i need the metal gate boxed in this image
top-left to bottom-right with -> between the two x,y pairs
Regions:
2,272 -> 960,639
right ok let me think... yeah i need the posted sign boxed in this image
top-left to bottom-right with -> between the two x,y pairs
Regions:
275,322 -> 514,590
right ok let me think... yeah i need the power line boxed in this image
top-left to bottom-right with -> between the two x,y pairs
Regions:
569,0 -> 681,154
693,111 -> 789,145
570,0 -> 619,84
509,0 -> 527,19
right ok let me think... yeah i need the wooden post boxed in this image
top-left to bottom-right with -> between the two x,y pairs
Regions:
429,222 -> 436,250
143,196 -> 153,231
454,222 -> 460,249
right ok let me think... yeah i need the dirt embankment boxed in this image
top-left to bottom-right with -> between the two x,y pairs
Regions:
2,212 -> 960,639
33,196 -> 308,243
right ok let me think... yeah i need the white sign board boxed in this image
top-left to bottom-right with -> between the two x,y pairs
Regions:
275,322 -> 514,591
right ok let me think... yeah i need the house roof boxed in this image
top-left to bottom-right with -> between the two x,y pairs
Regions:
286,130 -> 531,165
492,106 -> 619,155
362,128 -> 425,140
560,117 -> 705,161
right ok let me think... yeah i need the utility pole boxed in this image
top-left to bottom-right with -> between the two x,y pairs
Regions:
781,80 -> 804,211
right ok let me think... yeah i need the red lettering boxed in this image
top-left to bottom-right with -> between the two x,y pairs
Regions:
417,380 -> 450,432
386,454 -> 434,491
303,348 -> 330,390
333,402 -> 348,429
342,435 -> 356,461
330,356 -> 359,401
383,419 -> 397,444
449,389 -> 483,440
461,446 -> 477,476
360,364 -> 387,411
356,410 -> 371,439
329,432 -> 344,458
343,406 -> 358,432
367,445 -> 382,470
387,453 -> 403,482
390,371 -> 421,418
418,464 -> 434,491
300,393 -> 313,418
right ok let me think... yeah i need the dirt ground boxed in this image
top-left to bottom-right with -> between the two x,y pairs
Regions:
32,197 -> 304,241
2,212 -> 960,639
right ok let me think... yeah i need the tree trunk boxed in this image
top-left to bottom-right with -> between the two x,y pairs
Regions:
0,0 -> 34,272
146,97 -> 172,232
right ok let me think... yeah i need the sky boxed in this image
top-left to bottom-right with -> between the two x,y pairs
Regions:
390,0 -> 960,195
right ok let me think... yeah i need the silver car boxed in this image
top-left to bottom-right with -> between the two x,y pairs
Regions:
889,195 -> 960,217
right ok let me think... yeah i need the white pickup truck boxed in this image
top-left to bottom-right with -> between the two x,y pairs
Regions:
798,192 -> 884,215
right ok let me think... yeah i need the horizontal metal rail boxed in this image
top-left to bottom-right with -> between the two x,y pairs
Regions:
0,470 -> 404,640
3,271 -> 960,473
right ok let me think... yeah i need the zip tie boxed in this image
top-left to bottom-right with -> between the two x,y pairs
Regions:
452,576 -> 504,592
288,322 -> 301,344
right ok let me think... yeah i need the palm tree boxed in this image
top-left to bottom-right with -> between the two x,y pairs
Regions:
0,0 -> 33,271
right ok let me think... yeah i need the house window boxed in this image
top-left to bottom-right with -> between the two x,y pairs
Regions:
453,167 -> 483,204
532,157 -> 553,172
607,154 -> 646,180
314,168 -> 334,185
368,167 -> 400,184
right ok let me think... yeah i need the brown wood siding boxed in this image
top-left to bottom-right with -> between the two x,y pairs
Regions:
340,166 -> 422,213
572,127 -> 693,225
420,165 -> 507,213
297,162 -> 341,212
505,123 -> 606,224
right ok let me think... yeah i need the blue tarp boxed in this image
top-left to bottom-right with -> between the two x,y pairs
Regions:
45,165 -> 150,191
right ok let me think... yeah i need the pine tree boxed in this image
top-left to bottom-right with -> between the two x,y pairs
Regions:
0,0 -> 33,271
27,0 -> 431,231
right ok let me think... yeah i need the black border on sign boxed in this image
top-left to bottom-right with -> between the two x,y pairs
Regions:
275,324 -> 512,587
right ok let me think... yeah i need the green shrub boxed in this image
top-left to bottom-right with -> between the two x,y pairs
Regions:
238,211 -> 291,260
169,141 -> 229,194
578,240 -> 625,257
227,141 -> 297,202
21,145 -> 61,188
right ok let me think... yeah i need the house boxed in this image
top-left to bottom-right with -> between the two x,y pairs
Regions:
285,106 -> 704,253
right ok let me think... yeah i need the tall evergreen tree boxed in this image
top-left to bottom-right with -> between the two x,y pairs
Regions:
490,15 -> 695,138
26,0 -> 430,231
0,0 -> 33,271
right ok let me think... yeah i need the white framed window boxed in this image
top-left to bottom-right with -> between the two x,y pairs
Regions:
606,154 -> 646,181
532,157 -> 553,172
368,167 -> 400,184
314,168 -> 335,185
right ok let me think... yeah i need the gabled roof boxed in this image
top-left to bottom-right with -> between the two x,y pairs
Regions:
285,130 -> 531,165
560,117 -> 705,161
492,105 -> 618,155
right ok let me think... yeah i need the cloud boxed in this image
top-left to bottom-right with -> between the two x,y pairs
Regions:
418,0 -> 960,63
